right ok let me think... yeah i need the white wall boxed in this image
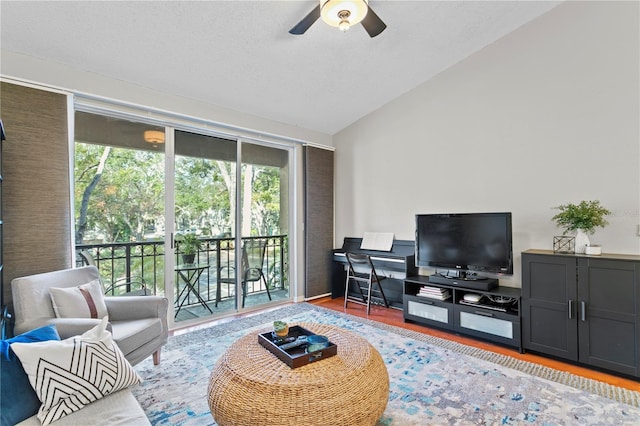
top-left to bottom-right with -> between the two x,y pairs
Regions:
0,50 -> 333,148
334,1 -> 640,287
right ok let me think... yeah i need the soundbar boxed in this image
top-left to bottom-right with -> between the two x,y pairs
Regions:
428,275 -> 498,291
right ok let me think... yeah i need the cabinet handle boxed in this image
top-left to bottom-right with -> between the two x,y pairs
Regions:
474,311 -> 494,318
580,301 -> 586,322
568,300 -> 574,319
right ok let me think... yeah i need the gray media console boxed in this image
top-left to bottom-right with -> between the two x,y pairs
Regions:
521,249 -> 640,378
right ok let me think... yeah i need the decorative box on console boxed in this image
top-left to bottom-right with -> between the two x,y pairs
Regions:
258,325 -> 337,369
553,236 -> 575,253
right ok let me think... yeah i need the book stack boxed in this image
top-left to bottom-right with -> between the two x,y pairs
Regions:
417,285 -> 451,301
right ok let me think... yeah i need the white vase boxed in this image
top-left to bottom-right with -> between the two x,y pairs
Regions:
574,229 -> 590,254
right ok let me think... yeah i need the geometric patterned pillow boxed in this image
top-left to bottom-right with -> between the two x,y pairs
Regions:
10,318 -> 140,426
49,279 -> 109,319
0,325 -> 61,426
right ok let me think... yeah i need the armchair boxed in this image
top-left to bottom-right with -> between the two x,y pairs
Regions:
11,266 -> 168,366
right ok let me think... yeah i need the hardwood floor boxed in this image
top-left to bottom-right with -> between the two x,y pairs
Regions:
310,296 -> 640,393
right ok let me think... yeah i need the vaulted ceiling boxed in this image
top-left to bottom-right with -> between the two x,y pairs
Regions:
1,1 -> 561,135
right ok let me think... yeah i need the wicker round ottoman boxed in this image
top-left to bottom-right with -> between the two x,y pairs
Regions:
208,322 -> 389,426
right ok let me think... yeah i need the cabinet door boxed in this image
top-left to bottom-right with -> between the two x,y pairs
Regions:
403,295 -> 454,331
577,258 -> 639,377
454,305 -> 521,348
522,253 -> 578,360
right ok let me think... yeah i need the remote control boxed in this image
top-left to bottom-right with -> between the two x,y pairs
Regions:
279,336 -> 308,350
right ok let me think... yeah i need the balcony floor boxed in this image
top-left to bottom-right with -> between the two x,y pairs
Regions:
174,288 -> 289,322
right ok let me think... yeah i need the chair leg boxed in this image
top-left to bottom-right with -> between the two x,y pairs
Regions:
153,349 -> 161,366
242,281 -> 247,308
344,270 -> 351,309
366,278 -> 373,315
261,271 -> 272,300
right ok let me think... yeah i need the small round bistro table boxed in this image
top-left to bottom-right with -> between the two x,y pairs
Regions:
208,322 -> 389,426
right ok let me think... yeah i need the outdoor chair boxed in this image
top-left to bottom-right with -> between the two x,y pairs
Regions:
218,239 -> 272,308
11,266 -> 169,366
79,250 -> 150,296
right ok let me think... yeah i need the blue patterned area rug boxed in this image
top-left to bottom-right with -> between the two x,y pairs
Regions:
133,303 -> 640,425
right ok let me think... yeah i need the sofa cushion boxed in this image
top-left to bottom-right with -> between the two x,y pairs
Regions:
49,279 -> 108,319
0,324 -> 61,426
11,318 -> 141,426
111,318 -> 163,357
16,388 -> 150,426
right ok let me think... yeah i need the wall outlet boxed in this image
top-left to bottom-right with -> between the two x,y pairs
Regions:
637,224 -> 640,237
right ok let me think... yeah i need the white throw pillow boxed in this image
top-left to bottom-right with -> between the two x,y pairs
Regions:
10,318 -> 141,426
49,279 -> 108,319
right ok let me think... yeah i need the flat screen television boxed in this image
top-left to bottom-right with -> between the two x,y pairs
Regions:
415,212 -> 513,279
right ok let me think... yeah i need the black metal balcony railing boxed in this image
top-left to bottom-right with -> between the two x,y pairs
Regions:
76,235 -> 288,309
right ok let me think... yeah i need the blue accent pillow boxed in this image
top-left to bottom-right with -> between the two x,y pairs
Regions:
1,324 -> 60,426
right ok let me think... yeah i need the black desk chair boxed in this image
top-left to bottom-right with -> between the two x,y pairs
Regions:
344,253 -> 389,315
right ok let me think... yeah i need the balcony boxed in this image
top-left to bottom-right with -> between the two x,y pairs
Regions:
76,235 -> 289,321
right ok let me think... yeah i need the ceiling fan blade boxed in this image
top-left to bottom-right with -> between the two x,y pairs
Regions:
289,5 -> 321,35
361,5 -> 387,38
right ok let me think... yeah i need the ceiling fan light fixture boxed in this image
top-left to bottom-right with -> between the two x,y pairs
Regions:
320,0 -> 368,30
338,11 -> 351,32
144,130 -> 165,144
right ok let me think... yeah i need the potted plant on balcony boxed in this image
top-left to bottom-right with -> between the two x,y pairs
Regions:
176,232 -> 202,264
552,200 -> 611,254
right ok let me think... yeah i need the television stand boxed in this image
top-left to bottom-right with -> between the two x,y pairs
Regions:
428,274 -> 498,291
403,275 -> 521,351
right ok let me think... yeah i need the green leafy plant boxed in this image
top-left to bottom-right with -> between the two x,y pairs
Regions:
176,232 -> 202,255
552,200 -> 611,235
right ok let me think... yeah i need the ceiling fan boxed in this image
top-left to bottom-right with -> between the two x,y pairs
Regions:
289,0 -> 387,38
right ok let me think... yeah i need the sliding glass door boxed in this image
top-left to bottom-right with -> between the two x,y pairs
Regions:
239,143 -> 290,309
173,131 -> 238,322
74,110 -> 292,328
173,132 -> 291,322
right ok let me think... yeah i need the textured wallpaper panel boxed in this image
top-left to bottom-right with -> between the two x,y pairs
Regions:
1,82 -> 72,311
304,146 -> 334,298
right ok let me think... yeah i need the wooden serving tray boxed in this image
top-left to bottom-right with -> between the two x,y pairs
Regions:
258,325 -> 337,369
